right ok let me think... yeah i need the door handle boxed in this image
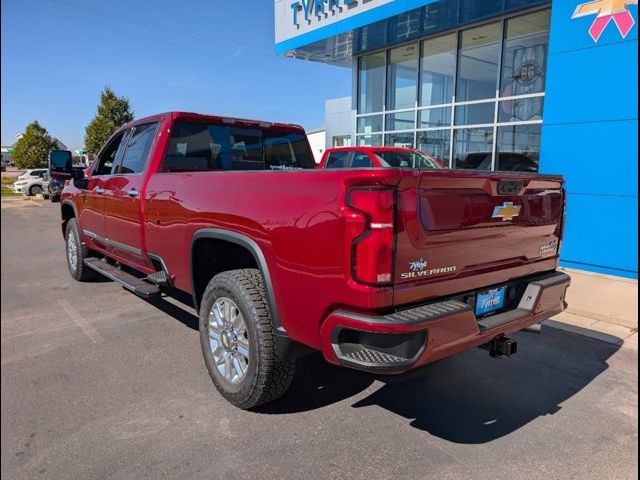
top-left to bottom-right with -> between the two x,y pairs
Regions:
94,188 -> 105,194
126,188 -> 139,197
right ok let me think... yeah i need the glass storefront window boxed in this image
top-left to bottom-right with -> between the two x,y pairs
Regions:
420,33 -> 456,106
385,132 -> 414,148
495,124 -> 541,172
386,111 -> 415,131
357,134 -> 383,146
498,97 -> 544,122
416,129 -> 451,166
454,102 -> 495,125
500,10 -> 550,97
418,107 -> 451,128
358,52 -> 385,114
333,136 -> 352,148
453,127 -> 494,170
387,44 -> 419,110
456,22 -> 502,102
357,115 -> 383,133
354,9 -> 550,173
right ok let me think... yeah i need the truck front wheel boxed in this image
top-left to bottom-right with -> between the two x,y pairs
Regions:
65,218 -> 96,281
199,269 -> 295,409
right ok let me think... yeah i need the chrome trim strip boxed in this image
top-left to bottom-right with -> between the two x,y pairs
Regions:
109,238 -> 142,256
82,229 -> 141,255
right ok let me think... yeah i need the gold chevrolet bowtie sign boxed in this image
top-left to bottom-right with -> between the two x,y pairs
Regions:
572,0 -> 638,41
492,202 -> 522,222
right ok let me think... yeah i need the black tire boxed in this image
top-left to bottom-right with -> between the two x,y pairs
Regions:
65,218 -> 97,281
29,185 -> 42,196
199,269 -> 295,409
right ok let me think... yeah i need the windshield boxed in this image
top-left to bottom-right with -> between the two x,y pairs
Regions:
374,151 -> 443,170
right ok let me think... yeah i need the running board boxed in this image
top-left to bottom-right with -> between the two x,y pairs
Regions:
84,258 -> 160,298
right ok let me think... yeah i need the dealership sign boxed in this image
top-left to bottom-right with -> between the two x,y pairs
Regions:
572,0 -> 638,42
275,0 -> 393,44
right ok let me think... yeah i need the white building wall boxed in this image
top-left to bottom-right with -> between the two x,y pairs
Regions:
306,129 -> 326,164
325,96 -> 355,149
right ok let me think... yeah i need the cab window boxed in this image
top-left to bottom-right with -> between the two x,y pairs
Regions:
350,153 -> 373,168
93,131 -> 128,176
325,151 -> 349,168
115,122 -> 158,174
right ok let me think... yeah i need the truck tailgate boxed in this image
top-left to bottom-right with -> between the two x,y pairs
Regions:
393,170 -> 564,305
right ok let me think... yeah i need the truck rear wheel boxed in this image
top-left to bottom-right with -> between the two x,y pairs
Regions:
199,269 -> 295,409
65,218 -> 97,281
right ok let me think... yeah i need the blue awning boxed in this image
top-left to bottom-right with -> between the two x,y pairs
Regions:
277,0 -> 550,66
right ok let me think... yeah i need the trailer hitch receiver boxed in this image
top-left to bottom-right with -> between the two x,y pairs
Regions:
479,337 -> 518,358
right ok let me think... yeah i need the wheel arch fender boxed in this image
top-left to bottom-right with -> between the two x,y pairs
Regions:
60,199 -> 79,238
190,228 -> 285,336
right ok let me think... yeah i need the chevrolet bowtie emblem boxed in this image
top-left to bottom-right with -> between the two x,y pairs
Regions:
572,0 -> 638,42
492,202 -> 521,222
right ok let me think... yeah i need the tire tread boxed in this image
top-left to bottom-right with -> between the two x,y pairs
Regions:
200,268 -> 295,409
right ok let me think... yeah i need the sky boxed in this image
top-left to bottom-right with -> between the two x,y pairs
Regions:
1,0 -> 351,149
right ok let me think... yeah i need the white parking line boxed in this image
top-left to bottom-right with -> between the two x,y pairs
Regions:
57,299 -> 104,344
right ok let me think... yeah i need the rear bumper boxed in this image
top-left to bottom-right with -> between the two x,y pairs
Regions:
320,271 -> 570,372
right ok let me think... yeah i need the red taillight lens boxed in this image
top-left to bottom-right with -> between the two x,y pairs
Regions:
347,187 -> 395,286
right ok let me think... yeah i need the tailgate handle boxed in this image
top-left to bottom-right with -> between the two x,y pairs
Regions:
497,179 -> 524,195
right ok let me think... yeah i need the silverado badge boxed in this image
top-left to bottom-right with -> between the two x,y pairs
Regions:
492,202 -> 521,222
401,258 -> 456,279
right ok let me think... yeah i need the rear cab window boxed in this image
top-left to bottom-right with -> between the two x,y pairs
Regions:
162,121 -> 314,172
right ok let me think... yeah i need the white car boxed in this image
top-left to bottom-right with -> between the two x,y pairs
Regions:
16,169 -> 48,181
13,171 -> 49,196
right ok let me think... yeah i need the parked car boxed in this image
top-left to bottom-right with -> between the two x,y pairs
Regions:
13,169 -> 49,196
17,168 -> 48,181
58,111 -> 570,409
319,146 -> 445,170
46,175 -> 64,202
13,175 -> 49,196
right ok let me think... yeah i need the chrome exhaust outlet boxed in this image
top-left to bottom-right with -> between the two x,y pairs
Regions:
522,323 -> 542,334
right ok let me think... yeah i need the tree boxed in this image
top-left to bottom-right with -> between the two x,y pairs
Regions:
84,86 -> 134,156
11,121 -> 57,169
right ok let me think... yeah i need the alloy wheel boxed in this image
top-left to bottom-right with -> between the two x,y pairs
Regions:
207,297 -> 250,384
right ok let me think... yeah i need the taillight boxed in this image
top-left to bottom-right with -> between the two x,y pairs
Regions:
557,188 -> 567,255
346,187 -> 395,286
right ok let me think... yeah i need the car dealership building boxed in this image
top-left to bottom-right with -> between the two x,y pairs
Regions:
275,0 -> 638,279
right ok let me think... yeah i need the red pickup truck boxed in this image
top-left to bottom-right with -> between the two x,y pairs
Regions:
59,112 -> 570,409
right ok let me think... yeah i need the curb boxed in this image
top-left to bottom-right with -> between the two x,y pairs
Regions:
544,317 -> 638,349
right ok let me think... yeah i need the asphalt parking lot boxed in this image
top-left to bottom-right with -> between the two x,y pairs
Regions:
1,197 -> 638,480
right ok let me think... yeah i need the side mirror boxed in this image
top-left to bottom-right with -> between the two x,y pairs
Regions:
72,169 -> 89,190
49,150 -> 73,174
